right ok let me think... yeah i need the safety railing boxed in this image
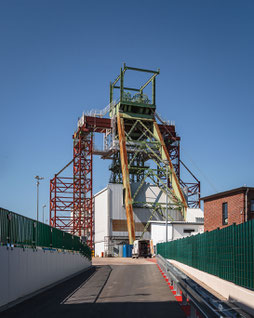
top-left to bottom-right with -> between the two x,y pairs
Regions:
0,207 -> 91,259
157,254 -> 250,318
157,219 -> 254,290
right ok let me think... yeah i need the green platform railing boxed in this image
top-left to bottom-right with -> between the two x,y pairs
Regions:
0,207 -> 91,260
157,219 -> 254,290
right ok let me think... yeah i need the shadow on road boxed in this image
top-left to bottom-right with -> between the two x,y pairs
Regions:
1,265 -> 185,318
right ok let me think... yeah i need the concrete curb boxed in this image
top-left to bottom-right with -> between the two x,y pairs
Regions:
169,259 -> 254,317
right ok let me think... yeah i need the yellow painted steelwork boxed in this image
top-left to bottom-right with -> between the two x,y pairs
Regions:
153,122 -> 188,219
117,113 -> 136,244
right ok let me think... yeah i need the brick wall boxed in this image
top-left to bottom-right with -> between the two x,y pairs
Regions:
204,192 -> 245,232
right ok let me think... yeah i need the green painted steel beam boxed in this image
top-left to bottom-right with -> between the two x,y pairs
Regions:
112,74 -> 121,86
122,113 -> 154,119
120,68 -> 124,101
114,86 -> 140,92
120,101 -> 156,108
152,78 -> 156,105
123,64 -> 160,75
140,73 -> 158,92
133,201 -> 181,209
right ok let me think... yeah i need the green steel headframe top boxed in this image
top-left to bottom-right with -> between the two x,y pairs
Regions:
109,64 -> 160,119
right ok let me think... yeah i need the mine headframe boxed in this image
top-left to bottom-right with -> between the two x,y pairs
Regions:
107,64 -> 188,244
49,64 -> 200,249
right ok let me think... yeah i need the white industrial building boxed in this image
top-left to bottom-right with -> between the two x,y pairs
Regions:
149,220 -> 204,246
94,183 -> 204,257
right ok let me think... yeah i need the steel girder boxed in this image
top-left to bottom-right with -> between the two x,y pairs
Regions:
49,112 -> 200,248
49,129 -> 93,249
50,175 -> 74,232
117,114 -> 136,244
73,131 -> 93,247
116,113 -> 188,243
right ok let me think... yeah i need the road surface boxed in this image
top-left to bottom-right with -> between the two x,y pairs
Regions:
2,258 -> 185,318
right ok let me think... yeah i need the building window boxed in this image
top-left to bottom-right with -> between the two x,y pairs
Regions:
251,200 -> 254,212
196,217 -> 204,223
183,229 -> 195,233
222,202 -> 228,225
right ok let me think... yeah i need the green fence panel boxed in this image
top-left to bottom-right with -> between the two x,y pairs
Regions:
0,207 -> 91,260
156,219 -> 254,291
0,208 -> 9,244
37,222 -> 52,247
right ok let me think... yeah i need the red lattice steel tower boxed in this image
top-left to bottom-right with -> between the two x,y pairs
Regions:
50,128 -> 94,248
50,117 -> 110,249
50,170 -> 74,232
73,130 -> 93,247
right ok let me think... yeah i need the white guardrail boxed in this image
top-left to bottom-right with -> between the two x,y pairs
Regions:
156,254 -> 251,318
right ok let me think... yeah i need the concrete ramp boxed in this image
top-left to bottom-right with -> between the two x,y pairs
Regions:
2,258 -> 185,318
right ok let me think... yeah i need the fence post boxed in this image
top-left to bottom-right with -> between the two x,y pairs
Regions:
7,213 -> 12,247
33,221 -> 36,248
232,223 -> 236,284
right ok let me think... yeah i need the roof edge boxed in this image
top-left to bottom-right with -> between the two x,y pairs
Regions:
201,186 -> 254,201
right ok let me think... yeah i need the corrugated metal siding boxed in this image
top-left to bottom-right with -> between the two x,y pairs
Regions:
108,183 -> 183,221
94,183 -> 187,240
131,183 -> 175,205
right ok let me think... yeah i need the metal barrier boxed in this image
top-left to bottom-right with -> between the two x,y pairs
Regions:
0,207 -> 91,259
157,220 -> 254,290
157,254 -> 250,318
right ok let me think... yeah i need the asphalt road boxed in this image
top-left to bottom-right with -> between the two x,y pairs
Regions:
2,258 -> 185,318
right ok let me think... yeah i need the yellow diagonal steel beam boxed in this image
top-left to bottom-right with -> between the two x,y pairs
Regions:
117,113 -> 136,244
153,121 -> 188,219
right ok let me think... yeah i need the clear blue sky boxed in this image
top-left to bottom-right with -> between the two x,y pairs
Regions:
0,0 -> 253,221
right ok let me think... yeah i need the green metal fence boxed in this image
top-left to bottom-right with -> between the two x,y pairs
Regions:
157,220 -> 254,290
0,207 -> 91,260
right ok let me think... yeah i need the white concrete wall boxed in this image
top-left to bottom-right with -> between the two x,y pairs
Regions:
186,208 -> 204,223
0,246 -> 91,309
173,223 -> 204,240
151,222 -> 204,245
151,223 -> 173,245
170,259 -> 254,316
94,186 -> 109,244
94,242 -> 105,257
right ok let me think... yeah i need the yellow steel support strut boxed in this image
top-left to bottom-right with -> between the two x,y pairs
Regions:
117,113 -> 136,244
153,122 -> 188,219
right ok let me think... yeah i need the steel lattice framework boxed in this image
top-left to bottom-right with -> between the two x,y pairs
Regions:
50,65 -> 201,248
72,130 -> 93,246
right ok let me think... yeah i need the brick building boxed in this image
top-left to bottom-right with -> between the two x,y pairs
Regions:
201,187 -> 254,232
